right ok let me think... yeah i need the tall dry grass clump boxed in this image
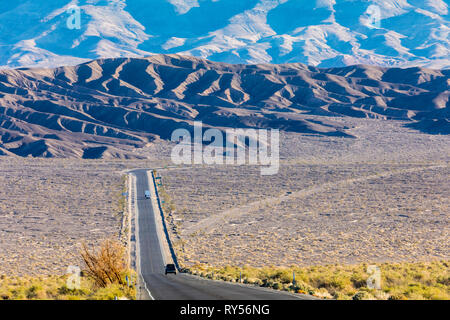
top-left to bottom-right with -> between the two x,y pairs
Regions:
80,239 -> 127,287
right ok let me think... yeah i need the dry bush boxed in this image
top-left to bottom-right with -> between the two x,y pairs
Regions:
80,239 -> 127,287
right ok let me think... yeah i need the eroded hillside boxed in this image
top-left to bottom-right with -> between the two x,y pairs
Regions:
0,55 -> 448,158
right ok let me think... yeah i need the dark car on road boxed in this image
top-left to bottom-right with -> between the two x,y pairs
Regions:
165,264 -> 177,275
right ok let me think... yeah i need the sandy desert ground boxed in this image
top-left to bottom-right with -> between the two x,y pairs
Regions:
0,117 -> 448,276
159,118 -> 450,268
0,157 -> 165,276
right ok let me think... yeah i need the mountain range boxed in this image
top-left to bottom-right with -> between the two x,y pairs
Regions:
0,54 -> 448,158
0,0 -> 448,69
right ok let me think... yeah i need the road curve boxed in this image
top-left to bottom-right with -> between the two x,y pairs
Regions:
131,169 -> 314,300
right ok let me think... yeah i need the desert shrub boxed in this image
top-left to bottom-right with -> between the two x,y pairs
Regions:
89,283 -> 134,300
80,239 -> 127,287
352,291 -> 375,300
1,293 -> 11,300
272,282 -> 282,290
388,293 -> 407,300
26,285 -> 45,299
56,284 -> 88,297
350,273 -> 367,288
437,276 -> 450,286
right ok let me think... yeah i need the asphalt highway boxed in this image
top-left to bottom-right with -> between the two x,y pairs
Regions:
133,169 -> 313,300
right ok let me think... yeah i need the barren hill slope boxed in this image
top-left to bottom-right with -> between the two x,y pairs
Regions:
0,54 -> 448,158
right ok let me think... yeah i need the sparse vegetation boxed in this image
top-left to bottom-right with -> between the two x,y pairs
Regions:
0,239 -> 136,300
0,274 -> 135,300
158,184 -> 176,216
116,175 -> 128,216
0,159 -> 130,276
187,260 -> 450,300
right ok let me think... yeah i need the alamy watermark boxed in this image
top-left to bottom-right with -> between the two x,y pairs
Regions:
170,122 -> 279,175
67,5 -> 81,30
66,265 -> 81,290
366,265 -> 381,290
361,5 -> 382,29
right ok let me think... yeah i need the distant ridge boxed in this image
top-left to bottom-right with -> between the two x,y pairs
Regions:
0,54 -> 448,158
0,0 -> 448,69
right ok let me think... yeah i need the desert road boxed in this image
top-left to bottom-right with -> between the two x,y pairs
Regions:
131,169 -> 314,300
